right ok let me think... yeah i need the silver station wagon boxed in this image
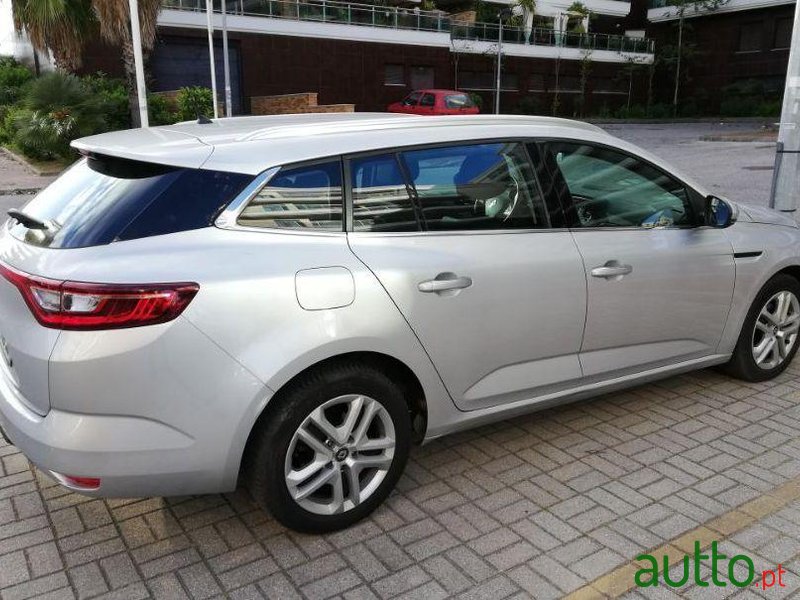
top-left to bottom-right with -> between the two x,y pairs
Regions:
1,114 -> 799,532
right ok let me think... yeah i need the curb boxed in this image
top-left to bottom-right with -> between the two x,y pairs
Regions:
0,146 -> 64,177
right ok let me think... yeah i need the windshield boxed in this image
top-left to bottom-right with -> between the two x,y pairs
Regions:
8,156 -> 252,249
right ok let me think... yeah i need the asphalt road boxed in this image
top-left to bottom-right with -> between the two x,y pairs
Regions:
602,122 -> 776,208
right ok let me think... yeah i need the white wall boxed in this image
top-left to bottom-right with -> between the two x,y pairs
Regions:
0,0 -> 53,70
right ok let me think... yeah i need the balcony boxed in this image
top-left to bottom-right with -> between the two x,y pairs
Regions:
451,22 -> 655,55
163,0 -> 450,32
160,0 -> 654,61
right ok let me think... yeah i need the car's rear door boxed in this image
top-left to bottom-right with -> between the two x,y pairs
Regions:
347,141 -> 587,410
538,140 -> 735,378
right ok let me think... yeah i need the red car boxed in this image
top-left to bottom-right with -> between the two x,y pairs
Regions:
387,89 -> 480,115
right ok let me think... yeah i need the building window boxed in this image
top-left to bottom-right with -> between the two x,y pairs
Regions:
461,71 -> 518,91
384,64 -> 405,87
737,23 -> 763,53
528,74 -> 545,92
774,17 -> 792,49
410,66 -> 434,90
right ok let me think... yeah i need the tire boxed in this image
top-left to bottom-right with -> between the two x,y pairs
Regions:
246,361 -> 411,533
724,274 -> 800,382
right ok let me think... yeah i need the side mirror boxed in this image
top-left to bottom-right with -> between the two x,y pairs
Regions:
705,196 -> 737,228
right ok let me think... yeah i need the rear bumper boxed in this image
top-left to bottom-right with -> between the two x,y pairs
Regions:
0,317 -> 271,497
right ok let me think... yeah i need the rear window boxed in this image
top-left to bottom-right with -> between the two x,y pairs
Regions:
7,156 -> 252,249
444,94 -> 474,109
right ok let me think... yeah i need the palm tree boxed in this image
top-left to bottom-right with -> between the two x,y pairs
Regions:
13,0 -> 163,127
92,0 -> 162,127
12,0 -> 95,70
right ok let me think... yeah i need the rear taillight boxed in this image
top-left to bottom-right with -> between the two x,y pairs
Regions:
0,261 -> 198,331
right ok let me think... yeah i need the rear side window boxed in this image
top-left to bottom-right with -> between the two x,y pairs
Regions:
444,94 -> 474,109
8,157 -> 252,249
238,160 -> 343,230
401,142 -> 550,231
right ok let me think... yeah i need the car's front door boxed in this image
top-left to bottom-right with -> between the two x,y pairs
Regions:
541,141 -> 735,379
347,141 -> 587,410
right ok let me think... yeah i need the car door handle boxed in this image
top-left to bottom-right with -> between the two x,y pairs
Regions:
591,262 -> 633,279
418,274 -> 473,294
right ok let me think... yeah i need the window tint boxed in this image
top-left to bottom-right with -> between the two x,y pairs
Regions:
351,154 -> 418,232
402,142 -> 549,231
548,142 -> 693,229
420,94 -> 435,107
9,157 -> 251,249
238,160 -> 342,230
444,94 -> 474,109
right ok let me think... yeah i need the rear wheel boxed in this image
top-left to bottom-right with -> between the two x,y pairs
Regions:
247,362 -> 411,533
725,274 -> 800,382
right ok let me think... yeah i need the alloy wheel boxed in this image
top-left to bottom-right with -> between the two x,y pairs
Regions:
284,394 -> 396,515
752,290 -> 800,370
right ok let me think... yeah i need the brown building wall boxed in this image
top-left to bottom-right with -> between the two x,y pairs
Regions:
647,3 -> 794,112
78,26 -> 646,116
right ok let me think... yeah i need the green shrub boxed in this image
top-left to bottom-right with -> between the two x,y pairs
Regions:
647,103 -> 672,118
513,95 -> 541,115
81,72 -> 130,131
757,100 -> 781,118
0,56 -> 34,105
611,104 -> 645,119
15,110 -> 75,159
10,72 -> 108,159
468,92 -> 483,110
24,72 -> 106,136
176,86 -> 214,121
0,105 -> 30,145
148,93 -> 178,125
719,79 -> 780,117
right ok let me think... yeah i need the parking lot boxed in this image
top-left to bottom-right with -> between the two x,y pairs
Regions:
2,122 -> 799,600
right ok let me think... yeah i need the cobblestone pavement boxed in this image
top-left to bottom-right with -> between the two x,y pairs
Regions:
2,124 -> 798,600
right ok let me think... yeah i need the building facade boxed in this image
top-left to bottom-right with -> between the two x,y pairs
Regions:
643,0 -> 795,113
73,0 -> 655,115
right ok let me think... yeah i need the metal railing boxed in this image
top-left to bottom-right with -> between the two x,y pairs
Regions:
163,0 -> 450,32
451,22 -> 655,54
162,0 -> 654,54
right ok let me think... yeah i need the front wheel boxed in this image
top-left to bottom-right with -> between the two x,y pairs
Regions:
724,274 -> 800,382
246,362 -> 411,533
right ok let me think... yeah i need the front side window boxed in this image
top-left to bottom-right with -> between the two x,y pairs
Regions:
420,93 -> 436,107
402,92 -> 421,106
547,142 -> 693,229
351,154 -> 418,232
238,160 -> 342,230
401,142 -> 549,231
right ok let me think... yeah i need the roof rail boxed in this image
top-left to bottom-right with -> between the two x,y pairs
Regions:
239,114 -> 605,142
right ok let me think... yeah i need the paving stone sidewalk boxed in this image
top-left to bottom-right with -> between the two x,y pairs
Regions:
4,364 -> 800,599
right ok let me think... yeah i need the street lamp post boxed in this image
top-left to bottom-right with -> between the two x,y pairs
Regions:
770,0 -> 800,214
494,8 -> 512,115
206,0 -> 219,119
221,0 -> 233,117
128,0 -> 149,127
